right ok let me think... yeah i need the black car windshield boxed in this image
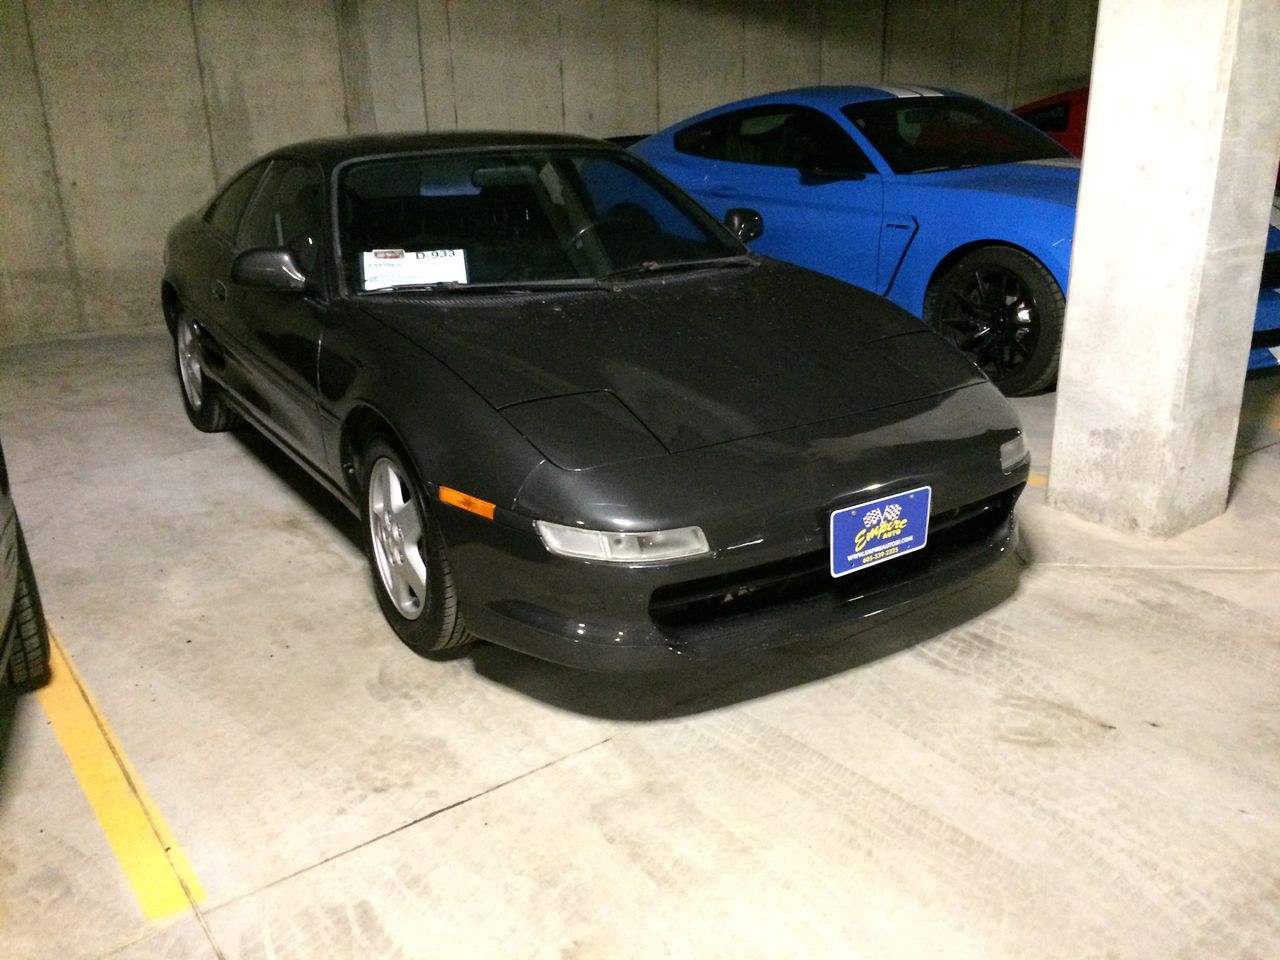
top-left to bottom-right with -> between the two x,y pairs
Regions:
840,96 -> 1068,174
337,149 -> 743,292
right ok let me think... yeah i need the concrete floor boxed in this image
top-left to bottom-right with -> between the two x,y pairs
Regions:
1,331 -> 1278,960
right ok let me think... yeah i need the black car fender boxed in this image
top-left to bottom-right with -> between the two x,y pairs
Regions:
320,303 -> 546,521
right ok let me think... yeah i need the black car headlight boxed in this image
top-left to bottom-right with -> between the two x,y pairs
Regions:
535,521 -> 710,563
1000,433 -> 1030,473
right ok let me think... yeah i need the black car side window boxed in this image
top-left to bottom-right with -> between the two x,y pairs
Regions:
204,163 -> 267,238
236,160 -> 326,273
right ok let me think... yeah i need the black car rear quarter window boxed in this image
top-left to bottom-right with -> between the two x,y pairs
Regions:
205,162 -> 267,238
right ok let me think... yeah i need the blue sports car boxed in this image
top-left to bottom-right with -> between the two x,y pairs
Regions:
632,86 -> 1280,396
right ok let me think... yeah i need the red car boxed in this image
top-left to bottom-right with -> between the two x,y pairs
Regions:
1016,86 -> 1280,192
1014,87 -> 1088,157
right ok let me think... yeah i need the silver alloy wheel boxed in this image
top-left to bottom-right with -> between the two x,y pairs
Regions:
176,315 -> 204,411
367,457 -> 428,620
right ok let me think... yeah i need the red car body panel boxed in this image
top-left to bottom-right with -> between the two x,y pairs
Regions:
1013,87 -> 1088,157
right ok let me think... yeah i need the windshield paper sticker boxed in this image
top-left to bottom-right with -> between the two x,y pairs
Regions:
829,485 -> 931,577
362,249 -> 467,290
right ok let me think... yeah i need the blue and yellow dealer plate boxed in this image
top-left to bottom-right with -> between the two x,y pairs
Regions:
829,486 -> 931,578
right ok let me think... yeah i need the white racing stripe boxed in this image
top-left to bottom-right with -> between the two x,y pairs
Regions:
876,85 -> 944,99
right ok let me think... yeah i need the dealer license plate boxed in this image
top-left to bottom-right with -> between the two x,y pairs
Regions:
829,485 -> 931,578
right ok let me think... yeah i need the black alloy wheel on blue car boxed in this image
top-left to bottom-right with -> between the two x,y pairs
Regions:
924,245 -> 1065,396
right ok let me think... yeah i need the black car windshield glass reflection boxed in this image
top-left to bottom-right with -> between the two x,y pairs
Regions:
338,150 -> 744,292
841,96 -> 1068,174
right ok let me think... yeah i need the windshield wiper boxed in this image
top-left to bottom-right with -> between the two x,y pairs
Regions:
361,278 -> 604,296
600,254 -> 757,282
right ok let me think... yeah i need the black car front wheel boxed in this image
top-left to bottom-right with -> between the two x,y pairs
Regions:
360,438 -> 474,655
174,311 -> 239,432
924,246 -> 1065,396
5,524 -> 50,689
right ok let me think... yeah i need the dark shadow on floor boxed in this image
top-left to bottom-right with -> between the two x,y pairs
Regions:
0,684 -> 21,809
229,425 -> 363,550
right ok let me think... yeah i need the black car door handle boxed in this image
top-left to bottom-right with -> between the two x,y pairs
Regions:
212,280 -> 227,302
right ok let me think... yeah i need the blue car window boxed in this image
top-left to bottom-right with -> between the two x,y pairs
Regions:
841,96 -> 1066,174
676,105 -> 873,174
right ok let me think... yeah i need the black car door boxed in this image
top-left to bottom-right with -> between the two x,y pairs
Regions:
221,158 -> 330,466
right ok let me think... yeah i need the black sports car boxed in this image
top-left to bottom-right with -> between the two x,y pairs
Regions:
162,132 -> 1028,670
1,436 -> 49,688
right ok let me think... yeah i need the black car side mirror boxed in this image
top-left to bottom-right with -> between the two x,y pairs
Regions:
231,248 -> 308,292
724,208 -> 764,243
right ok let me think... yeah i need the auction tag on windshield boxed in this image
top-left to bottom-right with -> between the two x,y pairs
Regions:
829,485 -> 931,578
361,249 -> 468,290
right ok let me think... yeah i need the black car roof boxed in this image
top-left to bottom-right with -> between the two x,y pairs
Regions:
266,131 -> 619,167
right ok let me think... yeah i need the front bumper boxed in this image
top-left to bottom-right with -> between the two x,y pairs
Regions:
433,382 -> 1029,671
445,489 -> 1020,670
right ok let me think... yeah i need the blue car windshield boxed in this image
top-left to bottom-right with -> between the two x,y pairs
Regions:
337,149 -> 742,292
841,96 -> 1068,174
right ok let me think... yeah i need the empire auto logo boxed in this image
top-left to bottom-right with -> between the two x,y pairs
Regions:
855,502 -> 907,551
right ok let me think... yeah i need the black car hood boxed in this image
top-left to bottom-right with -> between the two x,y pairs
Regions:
356,260 -> 983,453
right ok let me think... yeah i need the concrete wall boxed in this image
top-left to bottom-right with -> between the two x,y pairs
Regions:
0,0 -> 1098,346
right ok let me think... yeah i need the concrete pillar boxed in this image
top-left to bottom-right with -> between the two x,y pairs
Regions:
1047,0 -> 1280,536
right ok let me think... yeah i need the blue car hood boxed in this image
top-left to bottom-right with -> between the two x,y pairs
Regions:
909,158 -> 1081,208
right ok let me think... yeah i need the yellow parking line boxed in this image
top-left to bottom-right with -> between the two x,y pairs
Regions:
1027,471 -> 1048,487
35,629 -> 206,921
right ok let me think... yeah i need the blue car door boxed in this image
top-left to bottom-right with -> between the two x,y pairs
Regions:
655,105 -> 884,292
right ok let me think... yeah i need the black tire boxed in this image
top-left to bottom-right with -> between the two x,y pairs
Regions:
173,310 -> 239,432
359,437 -> 474,655
923,246 -> 1065,396
5,523 -> 50,689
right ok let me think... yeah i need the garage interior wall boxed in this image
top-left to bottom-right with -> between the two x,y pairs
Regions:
0,0 -> 1098,347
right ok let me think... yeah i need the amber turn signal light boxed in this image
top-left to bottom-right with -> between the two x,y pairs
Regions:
438,486 -> 496,520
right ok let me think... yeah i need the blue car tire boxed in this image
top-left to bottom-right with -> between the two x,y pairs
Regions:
924,245 -> 1065,396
